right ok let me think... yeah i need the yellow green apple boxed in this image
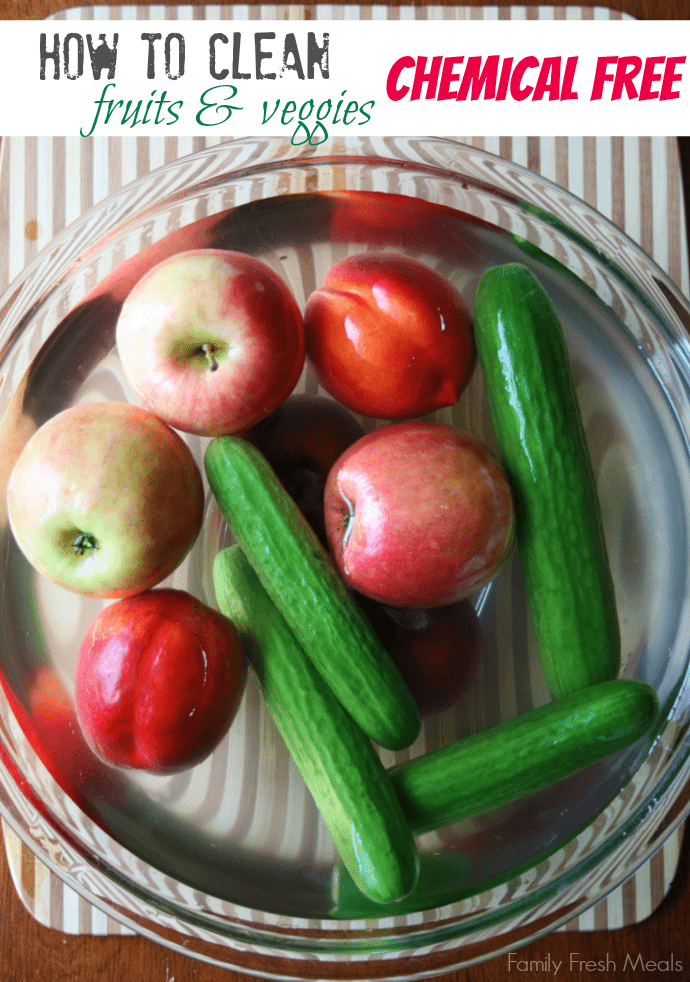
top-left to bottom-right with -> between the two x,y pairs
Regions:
6,401 -> 204,598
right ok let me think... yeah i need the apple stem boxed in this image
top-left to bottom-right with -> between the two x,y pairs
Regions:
73,533 -> 98,556
201,342 -> 219,372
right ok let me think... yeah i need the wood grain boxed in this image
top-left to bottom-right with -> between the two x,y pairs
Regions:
1,2 -> 690,980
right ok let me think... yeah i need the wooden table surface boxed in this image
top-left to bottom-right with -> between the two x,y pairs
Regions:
1,1 -> 690,980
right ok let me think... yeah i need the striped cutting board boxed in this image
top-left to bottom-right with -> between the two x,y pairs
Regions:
0,2 -> 688,941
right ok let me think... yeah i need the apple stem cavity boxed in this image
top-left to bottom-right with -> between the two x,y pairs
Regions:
339,491 -> 356,549
200,342 -> 219,372
73,532 -> 98,556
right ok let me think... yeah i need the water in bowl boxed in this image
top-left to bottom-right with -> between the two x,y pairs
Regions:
0,190 -> 688,919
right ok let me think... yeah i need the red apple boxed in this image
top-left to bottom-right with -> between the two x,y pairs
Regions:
325,421 -> 515,608
245,394 -> 365,546
115,249 -> 305,436
6,401 -> 204,598
304,251 -> 475,419
75,589 -> 247,774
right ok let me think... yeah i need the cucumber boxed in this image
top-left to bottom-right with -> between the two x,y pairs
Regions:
213,545 -> 420,904
204,436 -> 421,751
389,678 -> 658,836
333,814 -> 588,919
473,263 -> 621,698
332,678 -> 657,917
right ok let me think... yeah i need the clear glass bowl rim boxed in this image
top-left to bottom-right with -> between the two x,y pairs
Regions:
0,135 -> 689,974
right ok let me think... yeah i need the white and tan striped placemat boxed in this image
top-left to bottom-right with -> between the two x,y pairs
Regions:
0,1 -> 688,941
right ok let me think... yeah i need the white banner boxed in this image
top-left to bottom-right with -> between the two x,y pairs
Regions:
1,20 -> 689,138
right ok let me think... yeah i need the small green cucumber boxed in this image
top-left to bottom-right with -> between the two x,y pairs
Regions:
205,436 -> 421,751
333,678 -> 657,917
389,678 -> 658,836
213,545 -> 420,905
473,263 -> 621,699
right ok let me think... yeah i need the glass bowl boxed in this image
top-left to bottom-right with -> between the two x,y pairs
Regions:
0,136 -> 690,979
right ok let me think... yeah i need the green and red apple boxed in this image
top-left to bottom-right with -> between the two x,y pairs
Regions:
6,401 -> 204,598
115,248 -> 306,436
325,421 -> 515,608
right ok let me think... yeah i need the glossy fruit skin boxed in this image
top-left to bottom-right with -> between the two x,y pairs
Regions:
204,435 -> 421,751
304,252 -> 475,419
325,421 -> 515,608
75,589 -> 247,774
473,263 -> 620,698
388,679 -> 658,836
6,401 -> 204,598
115,249 -> 305,437
358,595 -> 483,717
245,394 -> 365,546
214,545 -> 420,905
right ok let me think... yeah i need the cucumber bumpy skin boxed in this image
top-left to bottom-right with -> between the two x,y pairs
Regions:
389,678 -> 658,835
213,545 -> 420,905
332,677 -> 657,917
473,263 -> 621,699
204,436 -> 421,751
